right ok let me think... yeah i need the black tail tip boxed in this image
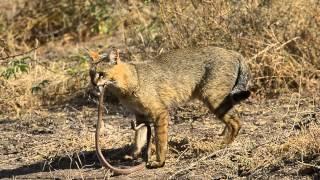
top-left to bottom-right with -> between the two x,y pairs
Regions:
232,91 -> 251,102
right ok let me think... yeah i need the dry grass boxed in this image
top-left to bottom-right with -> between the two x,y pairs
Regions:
279,125 -> 320,160
1,0 -> 317,113
1,91 -> 319,178
0,0 -> 319,179
0,0 -> 160,115
0,0 -> 117,51
164,95 -> 320,179
159,0 -> 320,95
0,48 -> 90,115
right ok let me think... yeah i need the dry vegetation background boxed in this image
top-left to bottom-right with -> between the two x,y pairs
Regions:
0,0 -> 319,179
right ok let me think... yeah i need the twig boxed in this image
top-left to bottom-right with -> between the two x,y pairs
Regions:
175,147 -> 190,163
275,36 -> 300,51
297,161 -> 320,169
168,148 -> 233,179
249,42 -> 279,61
0,46 -> 38,61
249,36 -> 300,61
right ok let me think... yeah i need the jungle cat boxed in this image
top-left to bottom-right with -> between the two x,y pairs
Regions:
90,46 -> 251,168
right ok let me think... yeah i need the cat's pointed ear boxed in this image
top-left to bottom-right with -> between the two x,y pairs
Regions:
84,48 -> 100,64
109,48 -> 121,65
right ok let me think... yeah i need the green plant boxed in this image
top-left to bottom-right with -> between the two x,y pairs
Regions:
1,56 -> 30,79
88,0 -> 113,34
66,53 -> 89,76
31,79 -> 50,94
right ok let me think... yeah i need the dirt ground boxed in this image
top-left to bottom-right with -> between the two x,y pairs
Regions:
0,33 -> 319,180
0,1 -> 319,179
1,90 -> 319,179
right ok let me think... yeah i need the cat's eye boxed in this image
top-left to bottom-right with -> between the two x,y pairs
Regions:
98,72 -> 105,78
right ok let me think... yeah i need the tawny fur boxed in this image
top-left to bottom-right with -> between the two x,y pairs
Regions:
90,46 -> 251,168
